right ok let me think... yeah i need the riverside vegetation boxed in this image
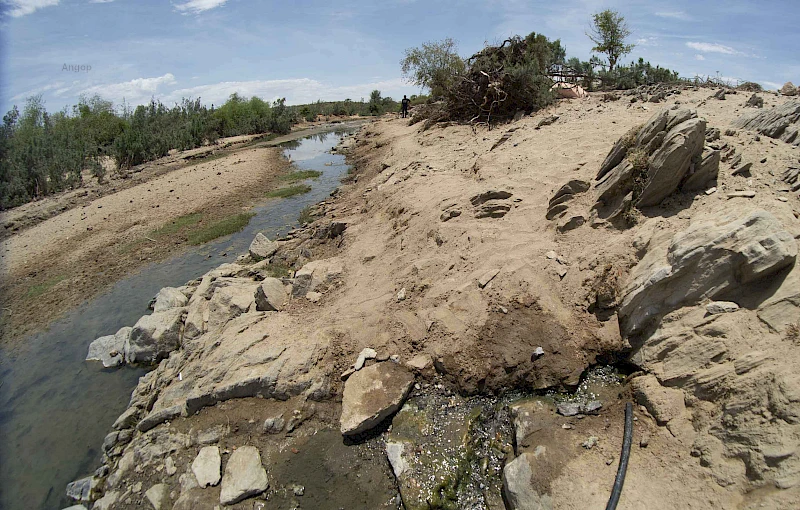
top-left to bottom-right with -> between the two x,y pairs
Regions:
0,92 -> 397,209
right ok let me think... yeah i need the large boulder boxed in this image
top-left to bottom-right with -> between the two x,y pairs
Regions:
340,361 -> 414,436
619,210 -> 797,337
731,100 -> 800,145
219,446 -> 269,505
249,233 -> 278,260
126,309 -> 185,364
781,82 -> 797,96
86,327 -> 131,368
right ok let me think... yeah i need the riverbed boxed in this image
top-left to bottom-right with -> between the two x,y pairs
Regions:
0,127 -> 358,510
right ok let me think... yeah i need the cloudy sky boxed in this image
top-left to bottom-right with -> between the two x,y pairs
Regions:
1,0 -> 798,113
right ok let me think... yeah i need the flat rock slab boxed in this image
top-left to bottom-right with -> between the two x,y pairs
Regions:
86,327 -> 130,368
249,233 -> 278,260
192,446 -> 221,488
220,446 -> 269,505
340,361 -> 414,436
503,453 -> 554,510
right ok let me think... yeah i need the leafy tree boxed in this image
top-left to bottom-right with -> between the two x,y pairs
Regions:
401,38 -> 465,97
368,90 -> 382,115
587,9 -> 634,72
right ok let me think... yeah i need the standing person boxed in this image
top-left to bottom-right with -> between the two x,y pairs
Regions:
401,95 -> 410,118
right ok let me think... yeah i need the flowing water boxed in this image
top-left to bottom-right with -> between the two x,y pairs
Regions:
0,126 -> 358,510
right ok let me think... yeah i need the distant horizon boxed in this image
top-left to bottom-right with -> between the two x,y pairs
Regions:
2,0 -> 798,113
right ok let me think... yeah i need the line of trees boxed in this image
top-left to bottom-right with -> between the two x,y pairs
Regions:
400,9 -> 684,125
0,91 -> 395,209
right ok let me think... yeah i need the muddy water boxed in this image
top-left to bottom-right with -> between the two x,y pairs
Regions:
0,128 -> 357,510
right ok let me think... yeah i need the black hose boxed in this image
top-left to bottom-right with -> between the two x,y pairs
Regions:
605,402 -> 633,510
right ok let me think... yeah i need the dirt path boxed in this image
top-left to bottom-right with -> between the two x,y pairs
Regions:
0,120 -> 368,344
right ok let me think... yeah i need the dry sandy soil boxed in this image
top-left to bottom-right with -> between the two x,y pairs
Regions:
0,120 -> 362,343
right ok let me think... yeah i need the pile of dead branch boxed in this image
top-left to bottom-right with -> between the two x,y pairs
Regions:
443,33 -> 562,125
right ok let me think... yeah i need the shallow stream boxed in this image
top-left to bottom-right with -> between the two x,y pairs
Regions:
0,127 -> 357,510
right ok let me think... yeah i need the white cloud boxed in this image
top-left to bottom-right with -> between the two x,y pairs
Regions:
762,81 -> 783,91
636,37 -> 658,47
89,0 -> 116,3
78,73 -> 177,104
3,0 -> 59,17
655,11 -> 692,21
686,42 -> 743,56
174,0 -> 227,14
10,81 -> 65,102
695,54 -> 705,61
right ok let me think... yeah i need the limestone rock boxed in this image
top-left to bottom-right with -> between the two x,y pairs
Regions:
65,476 -> 92,502
706,301 -> 740,314
62,506 -> 88,510
592,108 -> 716,220
192,446 -> 221,488
92,491 -> 119,510
340,362 -> 414,435
354,347 -> 377,370
263,416 -> 285,434
86,327 -> 131,368
781,82 -> 797,96
126,309 -> 184,364
631,374 -> 686,425
254,278 -> 289,312
137,404 -> 184,433
207,280 -> 257,331
745,94 -> 764,108
113,406 -> 140,430
219,446 -> 269,505
681,147 -> 720,192
619,210 -> 797,336
503,453 -> 553,510
731,100 -> 800,145
145,483 -> 169,510
173,488 -> 217,510
637,118 -> 706,207
153,287 -> 188,312
249,233 -> 278,260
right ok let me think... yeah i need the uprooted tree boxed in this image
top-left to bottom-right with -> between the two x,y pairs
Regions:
434,32 -> 565,125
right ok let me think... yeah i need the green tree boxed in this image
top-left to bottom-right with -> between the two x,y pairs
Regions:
400,38 -> 465,97
587,9 -> 634,72
368,90 -> 382,115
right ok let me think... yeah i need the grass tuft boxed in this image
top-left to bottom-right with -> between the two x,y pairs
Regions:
187,212 -> 255,245
150,212 -> 203,238
26,275 -> 67,298
298,204 -> 316,225
279,170 -> 322,183
266,184 -> 312,198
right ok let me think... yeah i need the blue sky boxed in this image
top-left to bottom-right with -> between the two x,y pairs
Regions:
1,0 -> 798,113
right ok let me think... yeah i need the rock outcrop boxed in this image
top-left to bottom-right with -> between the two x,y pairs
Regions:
549,107 -> 720,228
593,108 -> 716,222
731,100 -> 800,145
781,82 -> 797,96
619,210 -> 797,337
